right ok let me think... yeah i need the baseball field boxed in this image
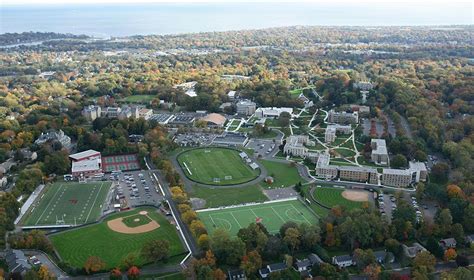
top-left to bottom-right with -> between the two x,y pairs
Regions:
49,207 -> 186,269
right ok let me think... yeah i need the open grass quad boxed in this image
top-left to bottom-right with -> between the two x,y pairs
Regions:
258,160 -> 305,188
312,186 -> 365,210
177,147 -> 260,185
49,207 -> 186,269
197,199 -> 318,236
22,181 -> 111,226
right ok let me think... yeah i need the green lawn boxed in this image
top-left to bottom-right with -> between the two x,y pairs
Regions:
333,148 -> 356,158
197,199 -> 318,236
300,186 -> 330,217
330,159 -> 357,166
259,160 -> 305,188
191,185 -> 268,208
121,95 -> 156,103
49,207 -> 186,269
312,187 -> 364,210
22,182 -> 111,226
177,147 -> 260,185
140,272 -> 186,280
289,86 -> 315,96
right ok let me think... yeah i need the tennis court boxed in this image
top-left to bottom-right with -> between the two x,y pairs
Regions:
102,154 -> 140,172
197,199 -> 318,235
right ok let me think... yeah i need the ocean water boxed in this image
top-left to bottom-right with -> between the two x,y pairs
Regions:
0,2 -> 472,37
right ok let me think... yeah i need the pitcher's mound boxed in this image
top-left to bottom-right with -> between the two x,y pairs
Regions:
139,211 -> 148,215
342,190 -> 369,202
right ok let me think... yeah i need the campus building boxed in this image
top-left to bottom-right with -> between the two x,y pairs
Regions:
236,100 -> 256,116
82,105 -> 102,121
255,107 -> 293,119
69,149 -> 102,178
34,129 -> 72,150
315,153 -> 378,184
227,90 -> 237,100
328,110 -> 359,124
200,113 -> 227,127
371,139 -> 389,165
324,124 -> 351,143
283,135 -> 315,157
138,108 -> 153,120
353,81 -> 374,91
212,132 -> 249,147
382,161 -> 428,187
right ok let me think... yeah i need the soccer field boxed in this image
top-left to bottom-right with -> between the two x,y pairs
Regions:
177,147 -> 260,185
197,199 -> 319,236
49,207 -> 186,269
22,181 -> 111,226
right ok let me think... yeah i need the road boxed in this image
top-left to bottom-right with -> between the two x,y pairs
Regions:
144,157 -> 199,257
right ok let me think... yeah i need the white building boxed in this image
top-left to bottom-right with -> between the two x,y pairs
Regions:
325,126 -> 336,143
255,107 -> 293,119
236,100 -> 256,116
409,161 -> 428,182
328,110 -> 359,124
283,135 -> 315,157
138,108 -> 153,120
174,81 -> 198,97
227,90 -> 237,100
382,168 -> 413,187
332,255 -> 354,268
82,105 -> 102,121
371,139 -> 389,165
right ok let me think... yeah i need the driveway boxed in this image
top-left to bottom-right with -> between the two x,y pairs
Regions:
21,250 -> 68,279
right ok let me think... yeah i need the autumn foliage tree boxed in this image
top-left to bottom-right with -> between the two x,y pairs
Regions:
109,268 -> 122,280
240,250 -> 263,276
127,266 -> 140,280
444,248 -> 457,261
84,256 -> 106,274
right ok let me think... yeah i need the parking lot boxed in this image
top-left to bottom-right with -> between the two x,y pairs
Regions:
247,139 -> 278,158
174,133 -> 218,147
111,170 -> 164,208
377,192 -> 425,224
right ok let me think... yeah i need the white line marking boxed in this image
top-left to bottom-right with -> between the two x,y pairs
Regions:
230,212 -> 243,228
36,184 -> 63,225
85,182 -> 104,222
270,206 -> 286,222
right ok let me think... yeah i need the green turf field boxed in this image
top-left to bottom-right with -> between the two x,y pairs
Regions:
312,187 -> 364,210
22,182 -> 111,226
258,160 -> 305,188
191,184 -> 268,208
177,147 -> 260,185
49,207 -> 186,269
197,199 -> 318,236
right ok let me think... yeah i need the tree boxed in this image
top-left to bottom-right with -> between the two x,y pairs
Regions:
197,234 -> 210,250
364,264 -> 381,280
84,256 -> 106,274
38,265 -> 54,280
141,239 -> 170,263
278,112 -> 291,127
240,250 -> 262,276
446,184 -> 465,199
353,249 -> 376,270
127,266 -> 140,280
431,162 -> 449,182
391,154 -> 407,168
109,268 -> 122,280
283,227 -> 301,253
426,237 -> 444,259
436,209 -> 453,235
455,254 -> 469,267
413,251 -> 436,274
212,269 -> 226,280
121,253 -> 137,269
444,248 -> 457,261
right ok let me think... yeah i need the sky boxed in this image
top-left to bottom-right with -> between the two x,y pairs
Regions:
2,0 -> 473,6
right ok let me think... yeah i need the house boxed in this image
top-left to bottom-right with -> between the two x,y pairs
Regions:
308,253 -> 325,266
332,255 -> 353,268
294,258 -> 311,272
439,238 -> 457,250
228,90 -> 237,100
34,129 -> 72,150
402,242 -> 427,258
465,234 -> 474,245
5,249 -> 32,276
228,269 -> 246,280
373,250 -> 395,264
259,262 -> 287,278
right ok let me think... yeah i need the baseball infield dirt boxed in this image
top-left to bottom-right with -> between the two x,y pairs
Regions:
107,212 -> 160,234
342,190 -> 369,202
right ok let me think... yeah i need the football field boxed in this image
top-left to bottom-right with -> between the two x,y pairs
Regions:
197,199 -> 319,236
177,147 -> 259,185
22,181 -> 111,226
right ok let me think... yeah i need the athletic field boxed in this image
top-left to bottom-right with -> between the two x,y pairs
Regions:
312,186 -> 367,210
22,182 -> 111,226
197,199 -> 318,236
49,207 -> 186,269
177,147 -> 259,185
